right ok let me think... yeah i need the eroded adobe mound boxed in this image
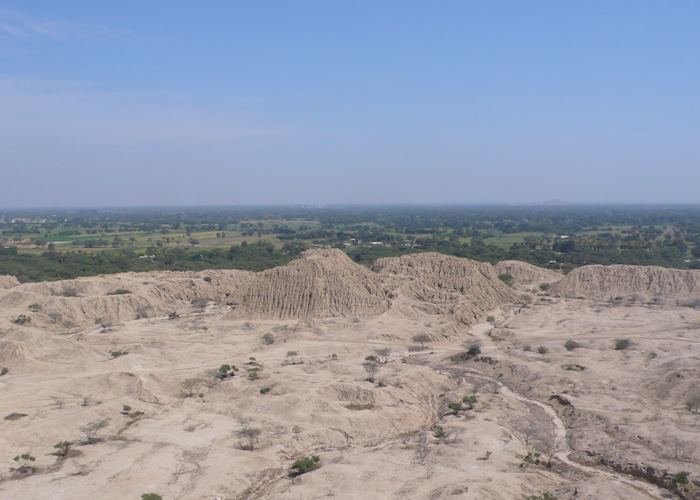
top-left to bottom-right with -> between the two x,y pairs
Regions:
495,260 -> 561,284
0,250 -> 525,329
551,264 -> 700,302
0,270 -> 254,330
230,249 -> 389,319
372,252 -> 518,325
0,275 -> 19,289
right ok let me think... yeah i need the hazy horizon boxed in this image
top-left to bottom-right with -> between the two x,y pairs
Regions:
5,202 -> 700,213
2,2 -> 699,207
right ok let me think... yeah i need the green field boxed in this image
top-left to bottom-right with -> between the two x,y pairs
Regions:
483,232 -> 545,249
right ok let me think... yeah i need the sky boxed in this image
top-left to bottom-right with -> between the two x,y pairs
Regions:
0,1 -> 699,207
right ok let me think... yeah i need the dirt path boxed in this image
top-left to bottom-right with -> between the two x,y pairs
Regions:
455,368 -> 671,499
463,320 -> 675,499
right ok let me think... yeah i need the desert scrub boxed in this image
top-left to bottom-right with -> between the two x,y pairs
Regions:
375,347 -> 391,363
467,343 -> 481,356
674,471 -> 689,486
686,390 -> 700,413
52,441 -> 72,457
81,419 -> 108,444
564,340 -> 580,351
60,286 -> 80,297
412,334 -> 430,350
247,367 -> 260,380
432,425 -> 448,440
12,453 -> 37,475
236,422 -> 262,450
448,401 -> 463,415
614,338 -> 631,350
289,455 -> 320,476
498,273 -> 514,286
216,364 -> 238,380
462,395 -> 477,409
363,360 -> 379,383
12,314 -> 31,325
283,351 -> 301,365
141,494 -> 162,500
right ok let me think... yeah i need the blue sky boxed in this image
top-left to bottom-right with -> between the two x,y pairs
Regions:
0,1 -> 698,207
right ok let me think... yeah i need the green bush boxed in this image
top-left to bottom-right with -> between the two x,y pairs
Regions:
537,346 -> 548,355
12,453 -> 37,475
614,338 -> 631,350
467,344 -> 482,356
498,273 -> 514,286
564,340 -> 580,351
289,455 -> 320,476
462,395 -> 477,409
52,441 -> 72,457
412,334 -> 430,349
674,471 -> 689,485
432,425 -> 448,439
216,364 -> 237,380
12,314 -> 31,325
448,401 -> 462,415
141,494 -> 163,500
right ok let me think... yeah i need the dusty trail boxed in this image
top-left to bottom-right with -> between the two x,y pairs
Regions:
460,322 -> 675,499
455,368 -> 671,499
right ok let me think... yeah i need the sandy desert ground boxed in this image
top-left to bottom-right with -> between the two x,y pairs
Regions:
1,250 -> 699,499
